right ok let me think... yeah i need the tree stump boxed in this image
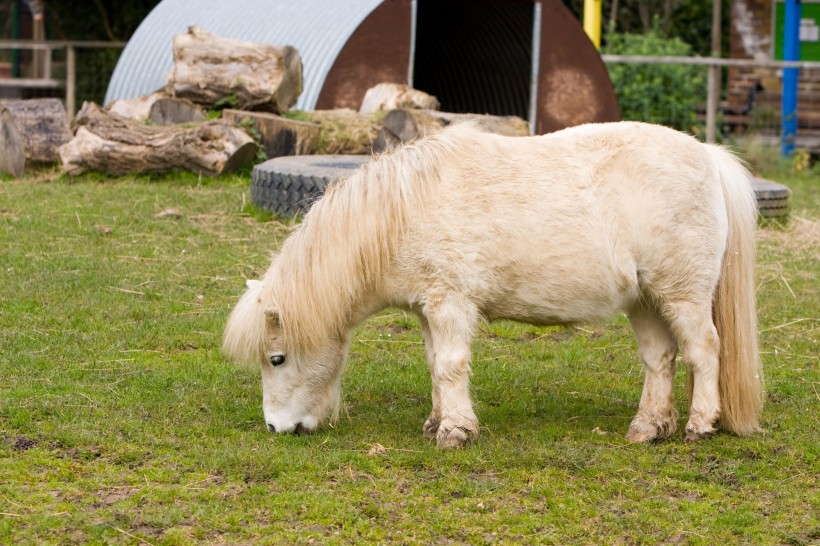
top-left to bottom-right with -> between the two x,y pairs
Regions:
166,25 -> 303,113
359,83 -> 440,113
375,109 -> 530,151
107,92 -> 206,125
59,102 -> 257,176
0,98 -> 72,164
0,108 -> 25,177
222,109 -> 321,158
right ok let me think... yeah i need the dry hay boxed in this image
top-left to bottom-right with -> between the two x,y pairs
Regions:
757,215 -> 819,308
758,215 -> 820,256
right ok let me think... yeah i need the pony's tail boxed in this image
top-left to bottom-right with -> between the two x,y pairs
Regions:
222,279 -> 267,368
708,145 -> 764,435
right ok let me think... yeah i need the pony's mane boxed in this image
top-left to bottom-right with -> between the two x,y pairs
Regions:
261,123 -> 478,352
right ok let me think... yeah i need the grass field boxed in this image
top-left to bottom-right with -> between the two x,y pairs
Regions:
1,162 -> 818,545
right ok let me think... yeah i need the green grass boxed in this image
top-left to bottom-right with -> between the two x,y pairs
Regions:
1,164 -> 818,545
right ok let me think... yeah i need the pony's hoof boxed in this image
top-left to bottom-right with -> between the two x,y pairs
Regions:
683,424 -> 716,442
626,416 -> 676,443
435,422 -> 478,449
626,427 -> 657,443
422,417 -> 440,439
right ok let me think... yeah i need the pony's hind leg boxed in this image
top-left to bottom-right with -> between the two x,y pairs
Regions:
423,295 -> 479,449
418,315 -> 441,439
664,302 -> 722,441
626,306 -> 680,442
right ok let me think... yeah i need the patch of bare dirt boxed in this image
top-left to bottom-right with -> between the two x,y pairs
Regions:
93,486 -> 140,507
11,435 -> 39,451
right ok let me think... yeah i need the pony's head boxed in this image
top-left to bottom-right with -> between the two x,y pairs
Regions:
223,278 -> 348,434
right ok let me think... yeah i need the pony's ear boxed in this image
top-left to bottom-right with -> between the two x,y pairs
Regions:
246,279 -> 262,289
264,306 -> 280,324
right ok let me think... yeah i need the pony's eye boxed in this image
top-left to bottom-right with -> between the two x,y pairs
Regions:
269,354 -> 286,366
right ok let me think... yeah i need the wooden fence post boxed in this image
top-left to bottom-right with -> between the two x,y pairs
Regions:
66,45 -> 76,120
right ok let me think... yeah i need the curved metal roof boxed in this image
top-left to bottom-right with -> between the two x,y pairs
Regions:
105,0 -> 384,110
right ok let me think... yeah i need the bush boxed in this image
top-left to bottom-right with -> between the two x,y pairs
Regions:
603,29 -> 706,132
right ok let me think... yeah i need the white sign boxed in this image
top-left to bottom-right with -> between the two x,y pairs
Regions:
800,18 -> 820,42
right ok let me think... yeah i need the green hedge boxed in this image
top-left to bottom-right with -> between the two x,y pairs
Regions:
604,30 -> 706,132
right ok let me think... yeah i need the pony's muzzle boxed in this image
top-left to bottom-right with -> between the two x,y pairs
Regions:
266,422 -> 313,435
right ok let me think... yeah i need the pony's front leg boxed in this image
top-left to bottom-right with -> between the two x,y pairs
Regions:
423,296 -> 479,449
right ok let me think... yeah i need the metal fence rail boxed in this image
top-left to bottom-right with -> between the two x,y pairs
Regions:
602,54 -> 820,145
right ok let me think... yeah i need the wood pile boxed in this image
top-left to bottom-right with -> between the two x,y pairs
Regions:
2,26 -> 531,178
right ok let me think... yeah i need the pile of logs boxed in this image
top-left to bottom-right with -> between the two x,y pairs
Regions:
0,26 -> 530,178
57,25 -> 308,177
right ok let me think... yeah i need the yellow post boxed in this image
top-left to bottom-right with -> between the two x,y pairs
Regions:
583,0 -> 602,49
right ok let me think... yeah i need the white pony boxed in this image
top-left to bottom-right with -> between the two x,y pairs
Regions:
224,121 -> 763,448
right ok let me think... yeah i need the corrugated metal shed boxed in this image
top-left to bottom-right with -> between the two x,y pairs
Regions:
105,0 -> 384,110
106,0 -> 620,134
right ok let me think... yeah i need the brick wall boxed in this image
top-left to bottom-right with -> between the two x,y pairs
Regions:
728,0 -> 820,131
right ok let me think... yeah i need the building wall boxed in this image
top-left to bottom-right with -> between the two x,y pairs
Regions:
729,0 -> 820,130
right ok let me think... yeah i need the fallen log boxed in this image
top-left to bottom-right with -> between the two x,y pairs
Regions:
359,83 -> 439,113
222,109 -> 320,158
0,98 -> 72,163
59,102 -> 257,176
166,25 -> 303,113
374,109 -> 530,151
107,92 -> 206,125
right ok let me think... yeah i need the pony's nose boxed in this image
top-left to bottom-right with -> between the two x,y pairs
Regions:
266,422 -> 306,434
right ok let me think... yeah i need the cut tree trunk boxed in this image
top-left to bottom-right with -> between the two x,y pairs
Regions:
359,83 -> 440,113
0,108 -> 25,177
374,109 -> 530,151
296,109 -> 384,154
166,25 -> 303,113
59,101 -> 257,176
0,98 -> 72,163
222,109 -> 320,158
107,92 -> 206,125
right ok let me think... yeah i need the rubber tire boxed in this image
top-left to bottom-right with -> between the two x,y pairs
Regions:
752,178 -> 790,219
252,155 -> 371,216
